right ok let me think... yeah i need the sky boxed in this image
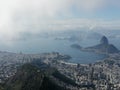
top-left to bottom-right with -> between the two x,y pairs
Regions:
0,0 -> 120,41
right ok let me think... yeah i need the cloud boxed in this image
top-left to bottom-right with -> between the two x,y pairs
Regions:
0,0 -> 120,43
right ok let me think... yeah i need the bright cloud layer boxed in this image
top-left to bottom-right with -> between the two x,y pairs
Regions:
0,0 -> 120,41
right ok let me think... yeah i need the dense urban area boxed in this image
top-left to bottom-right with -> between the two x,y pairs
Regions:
0,50 -> 120,90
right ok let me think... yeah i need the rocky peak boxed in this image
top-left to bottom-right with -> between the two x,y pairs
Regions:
100,36 -> 109,45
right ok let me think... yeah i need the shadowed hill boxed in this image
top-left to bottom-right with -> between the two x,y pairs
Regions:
1,63 -> 77,90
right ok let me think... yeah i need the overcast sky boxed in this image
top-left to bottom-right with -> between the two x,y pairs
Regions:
0,0 -> 120,40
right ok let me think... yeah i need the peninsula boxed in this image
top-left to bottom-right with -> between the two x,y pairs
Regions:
71,36 -> 119,54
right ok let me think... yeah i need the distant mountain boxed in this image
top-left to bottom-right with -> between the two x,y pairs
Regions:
70,36 -> 119,54
100,36 -> 109,45
85,36 -> 119,54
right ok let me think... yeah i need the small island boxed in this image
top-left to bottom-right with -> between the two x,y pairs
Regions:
70,44 -> 82,49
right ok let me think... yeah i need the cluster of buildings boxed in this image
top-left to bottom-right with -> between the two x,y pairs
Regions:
49,53 -> 120,90
0,51 -> 63,83
0,51 -> 120,90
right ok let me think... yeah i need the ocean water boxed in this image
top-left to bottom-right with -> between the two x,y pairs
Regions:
0,37 -> 107,64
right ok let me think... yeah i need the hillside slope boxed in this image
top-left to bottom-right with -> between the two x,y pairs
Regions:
1,63 -> 77,90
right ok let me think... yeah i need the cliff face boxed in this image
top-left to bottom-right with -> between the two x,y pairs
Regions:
85,36 -> 119,54
100,36 -> 109,45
